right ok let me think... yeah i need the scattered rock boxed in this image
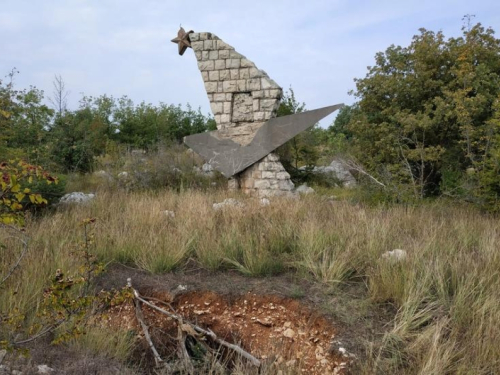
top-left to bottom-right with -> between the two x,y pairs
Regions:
131,149 -> 146,155
175,285 -> 188,292
382,249 -> 407,262
260,198 -> 270,206
117,171 -> 129,178
37,364 -> 54,373
314,159 -> 357,188
0,350 -> 5,364
295,184 -> 315,195
202,163 -> 214,175
59,192 -> 95,204
213,198 -> 244,210
163,210 -> 175,218
283,328 -> 296,338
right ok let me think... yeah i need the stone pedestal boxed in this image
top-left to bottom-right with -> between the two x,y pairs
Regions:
190,31 -> 296,197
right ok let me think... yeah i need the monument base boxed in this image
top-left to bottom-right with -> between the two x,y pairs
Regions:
228,153 -> 297,198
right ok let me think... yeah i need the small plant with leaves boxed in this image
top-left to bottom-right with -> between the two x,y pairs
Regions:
0,159 -> 57,225
5,218 -> 132,348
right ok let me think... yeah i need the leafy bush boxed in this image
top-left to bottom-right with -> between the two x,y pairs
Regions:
0,160 -> 57,225
347,20 -> 500,209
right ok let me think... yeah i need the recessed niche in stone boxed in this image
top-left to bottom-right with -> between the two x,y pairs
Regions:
231,93 -> 253,122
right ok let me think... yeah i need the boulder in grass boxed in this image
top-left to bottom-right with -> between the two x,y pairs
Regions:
213,198 -> 244,210
295,184 -> 315,195
59,192 -> 95,204
382,249 -> 407,262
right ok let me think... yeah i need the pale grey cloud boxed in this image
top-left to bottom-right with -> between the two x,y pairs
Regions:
1,0 -> 498,128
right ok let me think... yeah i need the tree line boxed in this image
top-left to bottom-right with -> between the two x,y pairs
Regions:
330,18 -> 500,210
0,71 -> 216,173
1,18 -> 499,210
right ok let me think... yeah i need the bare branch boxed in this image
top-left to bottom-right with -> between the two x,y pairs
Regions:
340,158 -> 386,188
128,279 -> 170,371
127,278 -> 261,368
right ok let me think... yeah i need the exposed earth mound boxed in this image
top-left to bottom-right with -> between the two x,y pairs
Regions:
105,290 -> 350,374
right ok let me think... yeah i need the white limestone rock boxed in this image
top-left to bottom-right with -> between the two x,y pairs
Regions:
202,163 -> 214,174
37,365 -> 54,373
295,184 -> 315,195
163,210 -> 175,218
59,192 -> 95,204
260,198 -> 270,206
213,198 -> 244,210
314,159 -> 357,188
382,249 -> 407,262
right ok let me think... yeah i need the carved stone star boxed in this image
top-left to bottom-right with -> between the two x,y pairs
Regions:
171,27 -> 193,56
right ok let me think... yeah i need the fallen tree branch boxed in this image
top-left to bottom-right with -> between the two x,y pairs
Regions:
177,319 -> 195,374
341,158 -> 387,188
129,279 -> 171,372
13,324 -> 57,345
127,278 -> 261,368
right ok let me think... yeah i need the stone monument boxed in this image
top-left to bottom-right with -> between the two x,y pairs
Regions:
172,27 -> 342,197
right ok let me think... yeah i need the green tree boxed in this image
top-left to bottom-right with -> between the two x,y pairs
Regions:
347,19 -> 500,203
49,95 -> 113,173
1,70 -> 53,165
275,89 -> 318,177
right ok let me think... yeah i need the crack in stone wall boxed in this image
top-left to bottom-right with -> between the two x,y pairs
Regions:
191,32 -> 296,197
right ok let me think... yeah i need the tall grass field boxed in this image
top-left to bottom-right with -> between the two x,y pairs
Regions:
1,189 -> 499,374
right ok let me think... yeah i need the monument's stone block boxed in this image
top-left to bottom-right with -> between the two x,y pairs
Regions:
189,32 -> 282,134
188,31 -> 292,197
174,28 -> 342,197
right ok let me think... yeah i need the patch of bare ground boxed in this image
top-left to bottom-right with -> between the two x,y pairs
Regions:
96,263 -> 394,374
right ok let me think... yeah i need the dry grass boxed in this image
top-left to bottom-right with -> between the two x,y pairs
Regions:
1,189 -> 500,374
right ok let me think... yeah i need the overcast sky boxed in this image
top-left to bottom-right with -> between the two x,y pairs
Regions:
1,0 -> 499,127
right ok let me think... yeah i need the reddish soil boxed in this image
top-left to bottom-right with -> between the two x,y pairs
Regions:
105,290 -> 350,374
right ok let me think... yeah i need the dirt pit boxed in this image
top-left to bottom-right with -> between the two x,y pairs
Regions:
105,290 -> 350,374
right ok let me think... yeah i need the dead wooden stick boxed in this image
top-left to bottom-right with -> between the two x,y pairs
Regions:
177,319 -> 195,374
129,279 -> 171,371
127,278 -> 261,368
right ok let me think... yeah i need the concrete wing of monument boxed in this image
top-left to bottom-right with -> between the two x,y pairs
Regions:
184,103 -> 344,177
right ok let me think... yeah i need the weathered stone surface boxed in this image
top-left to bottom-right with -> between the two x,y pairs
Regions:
295,184 -> 315,195
204,81 -> 217,93
382,249 -> 407,262
185,104 -> 343,178
277,172 -> 290,180
213,198 -> 244,210
208,50 -> 218,60
226,59 -> 240,69
186,31 -> 342,197
313,159 -> 357,188
59,192 -> 95,204
219,49 -> 230,59
163,210 -> 175,218
219,69 -> 230,80
232,93 -> 253,122
190,32 -> 282,134
210,102 -> 223,115
198,60 -> 214,71
260,197 -> 270,206
208,70 -> 219,81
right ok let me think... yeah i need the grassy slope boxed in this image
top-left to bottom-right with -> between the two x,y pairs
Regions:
1,190 -> 499,374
